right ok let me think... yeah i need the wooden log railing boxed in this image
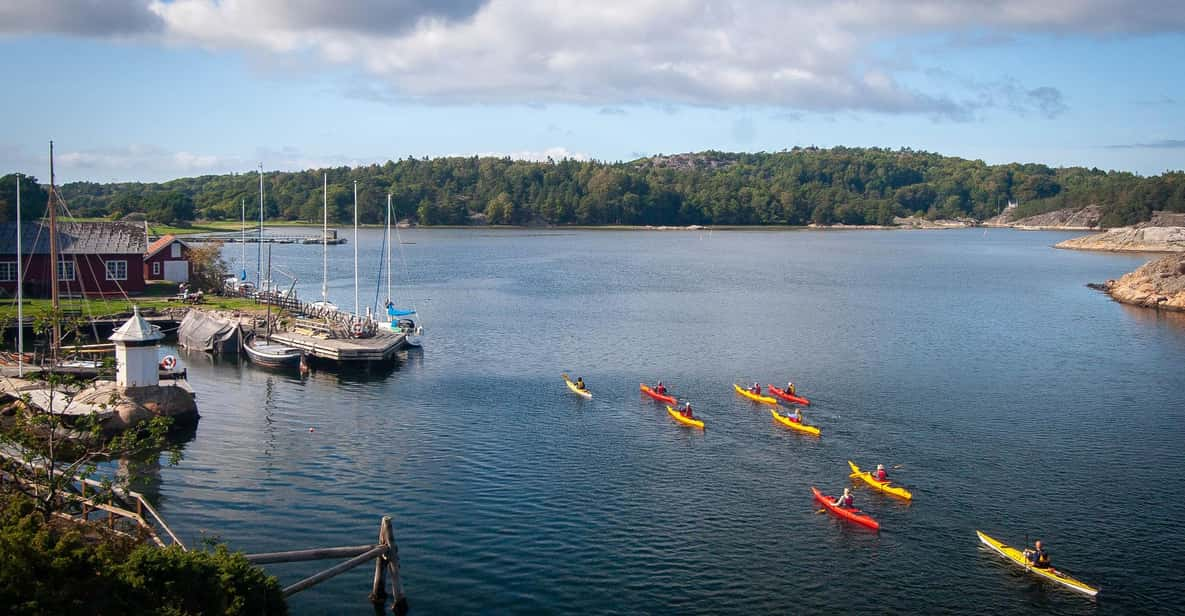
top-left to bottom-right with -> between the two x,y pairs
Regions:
0,449 -> 185,550
245,516 -> 407,614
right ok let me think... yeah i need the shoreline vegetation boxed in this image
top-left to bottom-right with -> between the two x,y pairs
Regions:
3,148 -> 1180,231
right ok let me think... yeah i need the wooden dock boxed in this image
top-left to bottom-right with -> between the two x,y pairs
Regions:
269,328 -> 407,361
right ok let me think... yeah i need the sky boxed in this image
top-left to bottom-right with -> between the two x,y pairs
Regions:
2,0 -> 1185,183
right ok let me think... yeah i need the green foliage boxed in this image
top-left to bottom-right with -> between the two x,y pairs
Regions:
0,493 -> 287,615
0,173 -> 50,223
45,149 -> 1185,228
186,242 -> 230,293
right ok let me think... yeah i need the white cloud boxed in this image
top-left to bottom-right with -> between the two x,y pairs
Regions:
9,1 -> 1185,115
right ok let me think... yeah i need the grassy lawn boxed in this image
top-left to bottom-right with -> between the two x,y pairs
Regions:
0,295 -> 266,321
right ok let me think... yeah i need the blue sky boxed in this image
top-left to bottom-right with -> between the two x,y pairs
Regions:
2,1 -> 1184,182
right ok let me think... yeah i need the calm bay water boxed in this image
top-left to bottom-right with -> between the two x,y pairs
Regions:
146,228 -> 1184,614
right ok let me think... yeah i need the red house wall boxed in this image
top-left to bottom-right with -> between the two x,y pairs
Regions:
0,253 -> 146,298
144,242 -> 191,281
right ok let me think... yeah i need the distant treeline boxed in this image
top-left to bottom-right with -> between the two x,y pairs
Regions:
6,147 -> 1185,228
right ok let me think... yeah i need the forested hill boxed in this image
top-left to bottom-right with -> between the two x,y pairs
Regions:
11,147 -> 1185,228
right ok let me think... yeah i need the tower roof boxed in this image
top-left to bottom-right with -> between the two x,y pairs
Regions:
109,306 -> 164,342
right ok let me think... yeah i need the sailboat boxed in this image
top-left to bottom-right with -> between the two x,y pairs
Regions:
243,190 -> 302,371
382,193 -> 423,347
307,173 -> 337,313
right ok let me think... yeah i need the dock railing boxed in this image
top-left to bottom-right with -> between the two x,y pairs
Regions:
245,515 -> 407,614
0,448 -> 185,549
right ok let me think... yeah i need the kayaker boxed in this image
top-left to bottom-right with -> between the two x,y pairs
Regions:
874,464 -> 888,481
833,487 -> 854,509
680,402 -> 694,418
655,381 -> 667,395
575,377 -> 586,391
788,407 -> 802,423
786,381 -> 796,396
1024,540 -> 1052,569
750,382 -> 762,395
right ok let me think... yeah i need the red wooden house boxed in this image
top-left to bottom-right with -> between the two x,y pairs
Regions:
144,234 -> 191,283
0,221 -> 147,298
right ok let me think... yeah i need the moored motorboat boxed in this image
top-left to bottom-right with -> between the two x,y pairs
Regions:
244,337 -> 303,370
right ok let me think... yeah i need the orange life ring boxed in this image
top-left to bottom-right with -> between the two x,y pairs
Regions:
160,355 -> 177,370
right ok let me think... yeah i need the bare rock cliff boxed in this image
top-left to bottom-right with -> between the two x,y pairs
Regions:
1096,254 -> 1185,312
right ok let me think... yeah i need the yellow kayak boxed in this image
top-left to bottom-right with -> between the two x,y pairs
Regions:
976,530 -> 1098,598
770,408 -> 820,436
666,405 -> 705,429
848,461 -> 912,500
562,374 -> 591,399
734,384 -> 778,405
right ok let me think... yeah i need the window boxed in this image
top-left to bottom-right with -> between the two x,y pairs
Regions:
105,260 -> 128,281
152,262 -> 160,275
0,262 -> 16,282
57,261 -> 75,281
170,243 -> 182,258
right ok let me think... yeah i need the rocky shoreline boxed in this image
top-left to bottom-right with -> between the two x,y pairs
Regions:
1092,254 -> 1185,312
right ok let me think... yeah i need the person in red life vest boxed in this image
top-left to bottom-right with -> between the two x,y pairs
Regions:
680,401 -> 694,418
874,464 -> 889,481
787,407 -> 802,423
655,381 -> 667,395
833,487 -> 854,509
750,382 -> 762,395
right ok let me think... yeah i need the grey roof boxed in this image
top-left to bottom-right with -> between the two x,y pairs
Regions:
110,306 -> 164,342
0,221 -> 146,255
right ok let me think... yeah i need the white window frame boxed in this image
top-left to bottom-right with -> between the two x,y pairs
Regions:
0,261 -> 16,282
170,243 -> 182,258
57,260 -> 75,282
105,259 -> 128,281
152,261 -> 161,275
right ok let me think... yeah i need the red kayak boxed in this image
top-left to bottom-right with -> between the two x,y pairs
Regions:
640,384 -> 677,405
768,385 -> 810,406
812,487 -> 880,530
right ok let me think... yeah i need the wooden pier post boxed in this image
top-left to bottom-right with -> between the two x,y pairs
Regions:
368,516 -> 407,615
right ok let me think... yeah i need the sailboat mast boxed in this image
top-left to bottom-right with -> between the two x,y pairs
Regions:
386,193 -> 392,311
353,180 -> 359,315
322,173 -> 328,302
257,163 -> 264,287
47,141 -> 60,358
265,244 -> 272,338
240,197 -> 246,278
15,174 -> 23,377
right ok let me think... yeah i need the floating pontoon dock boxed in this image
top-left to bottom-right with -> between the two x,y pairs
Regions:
268,328 -> 407,362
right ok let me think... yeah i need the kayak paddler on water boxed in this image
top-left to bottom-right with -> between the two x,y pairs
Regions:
575,376 -> 586,391
874,464 -> 888,481
786,381 -> 796,396
680,401 -> 694,418
787,407 -> 802,423
1023,540 -> 1052,569
654,381 -> 667,395
749,382 -> 762,395
833,487 -> 854,509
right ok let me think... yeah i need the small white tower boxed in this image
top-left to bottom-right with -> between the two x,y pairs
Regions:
109,306 -> 164,389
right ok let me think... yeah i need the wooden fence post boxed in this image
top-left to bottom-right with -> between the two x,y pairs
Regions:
382,516 -> 408,615
369,517 -> 388,606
